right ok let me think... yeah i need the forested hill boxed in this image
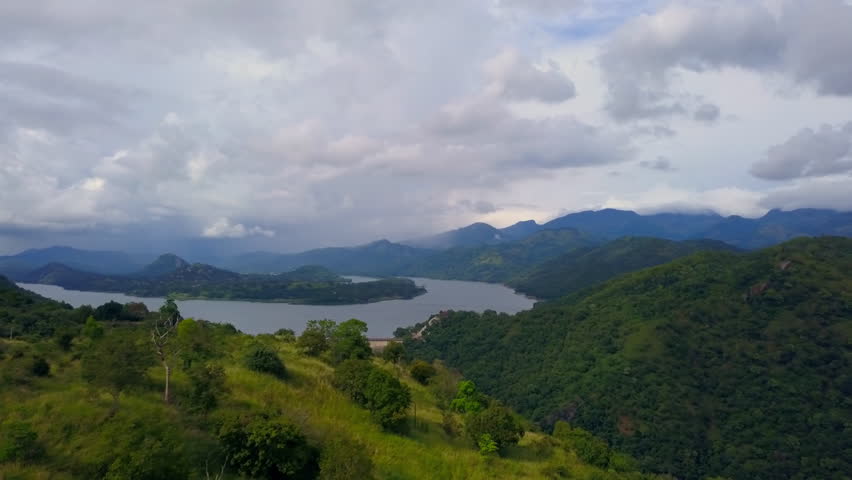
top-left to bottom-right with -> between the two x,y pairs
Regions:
508,237 -> 739,300
19,258 -> 426,305
405,236 -> 852,480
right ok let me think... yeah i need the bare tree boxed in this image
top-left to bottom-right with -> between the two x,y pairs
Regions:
152,298 -> 182,403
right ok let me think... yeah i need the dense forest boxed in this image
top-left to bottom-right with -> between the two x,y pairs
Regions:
0,278 -> 673,479
508,237 -> 739,300
405,237 -> 852,480
19,257 -> 426,305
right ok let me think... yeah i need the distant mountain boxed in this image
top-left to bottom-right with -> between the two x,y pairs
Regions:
221,239 -> 433,276
398,228 -> 600,282
135,253 -> 190,277
404,222 -> 504,249
406,236 -> 852,480
541,208 -> 852,248
499,220 -> 541,241
2,246 -> 152,275
509,237 -> 740,299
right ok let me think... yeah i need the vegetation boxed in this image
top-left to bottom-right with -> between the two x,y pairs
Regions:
0,281 -> 673,479
399,229 -> 598,282
405,237 -> 852,479
244,343 -> 287,378
508,237 -> 738,299
20,259 -> 426,305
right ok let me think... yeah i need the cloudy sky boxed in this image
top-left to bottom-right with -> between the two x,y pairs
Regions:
2,0 -> 852,254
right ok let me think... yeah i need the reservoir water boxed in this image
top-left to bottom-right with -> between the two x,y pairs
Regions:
17,277 -> 534,337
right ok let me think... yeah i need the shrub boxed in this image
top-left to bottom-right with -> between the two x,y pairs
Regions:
332,360 -> 411,430
464,405 -> 524,455
297,328 -> 329,356
30,357 -> 50,377
381,341 -> 405,364
0,421 -> 43,463
319,436 -> 374,480
450,380 -> 487,414
552,421 -> 611,468
185,364 -> 226,414
218,415 -> 318,479
275,328 -> 296,343
244,344 -> 286,378
409,360 -> 436,384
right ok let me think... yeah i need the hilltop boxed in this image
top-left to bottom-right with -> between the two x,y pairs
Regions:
405,237 -> 852,479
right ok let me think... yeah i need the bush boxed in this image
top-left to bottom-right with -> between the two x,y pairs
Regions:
30,357 -> 50,377
464,405 -> 524,455
382,341 -> 405,364
332,360 -> 411,430
244,344 -> 286,378
185,364 -> 226,414
409,360 -> 436,384
218,415 -> 318,479
297,328 -> 329,356
450,380 -> 487,414
319,436 -> 374,480
0,421 -> 43,463
552,421 -> 611,468
275,328 -> 296,342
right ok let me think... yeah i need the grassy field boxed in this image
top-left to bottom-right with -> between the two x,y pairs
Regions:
0,329 -> 658,480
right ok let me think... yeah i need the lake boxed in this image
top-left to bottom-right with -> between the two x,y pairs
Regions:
17,277 -> 535,337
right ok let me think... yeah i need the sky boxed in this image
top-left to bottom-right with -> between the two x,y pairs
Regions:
2,0 -> 852,255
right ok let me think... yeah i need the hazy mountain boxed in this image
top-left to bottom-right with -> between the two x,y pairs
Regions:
403,222 -> 505,249
221,239 -> 433,276
135,253 -> 191,278
509,237 -> 740,299
0,246 -> 153,278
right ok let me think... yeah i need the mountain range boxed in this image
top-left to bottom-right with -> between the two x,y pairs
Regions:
2,208 -> 851,290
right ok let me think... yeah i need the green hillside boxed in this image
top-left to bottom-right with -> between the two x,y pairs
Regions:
509,237 -> 739,300
0,284 -> 671,480
405,237 -> 852,479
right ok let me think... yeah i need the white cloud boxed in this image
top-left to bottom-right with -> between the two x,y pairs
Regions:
202,218 -> 275,239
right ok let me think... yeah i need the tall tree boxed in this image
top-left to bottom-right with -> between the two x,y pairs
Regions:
329,318 -> 371,364
152,298 -> 182,403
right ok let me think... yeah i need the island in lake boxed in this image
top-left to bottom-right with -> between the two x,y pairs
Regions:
17,253 -> 426,305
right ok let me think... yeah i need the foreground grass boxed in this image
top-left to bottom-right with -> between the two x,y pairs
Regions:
1,333 -> 642,479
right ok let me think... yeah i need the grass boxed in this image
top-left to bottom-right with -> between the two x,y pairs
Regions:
1,333 -> 639,480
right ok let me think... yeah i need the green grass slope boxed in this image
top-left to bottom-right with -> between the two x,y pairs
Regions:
406,236 -> 852,480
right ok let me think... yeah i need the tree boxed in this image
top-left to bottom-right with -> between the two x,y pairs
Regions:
464,405 -> 524,455
381,342 -> 405,365
82,331 -> 154,413
332,359 -> 373,406
363,368 -> 411,429
94,301 -> 124,322
244,343 -> 286,378
552,421 -> 611,468
185,363 -> 226,414
329,319 -> 371,364
275,328 -> 296,343
82,316 -> 104,340
318,436 -> 374,480
152,299 -> 182,403
450,380 -> 487,414
176,318 -> 213,369
297,319 -> 336,356
409,360 -> 436,384
218,415 -> 318,479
